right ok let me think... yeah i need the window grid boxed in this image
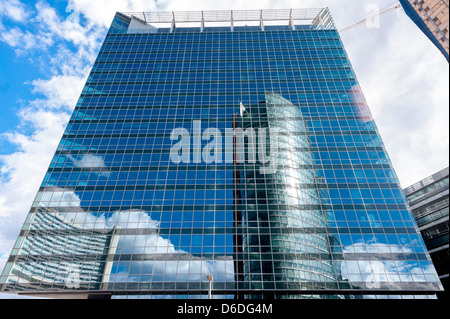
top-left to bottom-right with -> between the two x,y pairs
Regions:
0,13 -> 442,299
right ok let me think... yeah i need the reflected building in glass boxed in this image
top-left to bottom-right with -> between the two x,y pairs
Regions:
0,9 -> 444,299
235,93 -> 338,298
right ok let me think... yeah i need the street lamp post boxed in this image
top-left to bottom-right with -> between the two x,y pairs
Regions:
207,274 -> 213,299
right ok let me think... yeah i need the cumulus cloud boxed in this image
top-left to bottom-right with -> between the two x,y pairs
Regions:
69,0 -> 159,27
0,27 -> 43,51
341,241 -> 439,289
29,75 -> 87,110
0,0 -> 30,22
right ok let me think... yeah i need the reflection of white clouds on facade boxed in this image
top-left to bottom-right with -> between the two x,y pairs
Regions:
341,241 -> 440,289
66,209 -> 160,230
33,188 -> 82,208
69,154 -> 111,178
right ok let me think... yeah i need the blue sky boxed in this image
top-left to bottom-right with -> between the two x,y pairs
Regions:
0,35 -> 38,153
0,0 -> 448,298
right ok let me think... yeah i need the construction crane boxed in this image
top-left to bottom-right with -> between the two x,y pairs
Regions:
339,2 -> 402,33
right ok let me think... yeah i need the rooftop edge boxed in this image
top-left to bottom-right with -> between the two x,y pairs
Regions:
118,8 -> 335,32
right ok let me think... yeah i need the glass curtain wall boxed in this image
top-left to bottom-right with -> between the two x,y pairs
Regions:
0,10 -> 443,299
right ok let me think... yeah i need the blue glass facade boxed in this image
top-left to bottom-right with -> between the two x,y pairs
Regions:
0,9 -> 443,299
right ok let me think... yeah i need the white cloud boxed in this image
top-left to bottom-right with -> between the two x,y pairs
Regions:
34,1 -> 101,46
1,0 -> 106,63
68,0 -> 159,27
0,0 -> 30,22
341,241 -> 440,289
0,27 -> 32,48
30,75 -> 87,110
0,25 -> 54,56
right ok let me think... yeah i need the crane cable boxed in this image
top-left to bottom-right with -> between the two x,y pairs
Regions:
339,1 -> 402,33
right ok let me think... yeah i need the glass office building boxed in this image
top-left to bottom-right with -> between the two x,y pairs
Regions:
0,9 -> 444,299
404,167 -> 449,299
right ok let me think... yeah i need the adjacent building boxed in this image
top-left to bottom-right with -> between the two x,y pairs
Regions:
399,0 -> 449,61
0,9 -> 444,299
404,167 -> 449,299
